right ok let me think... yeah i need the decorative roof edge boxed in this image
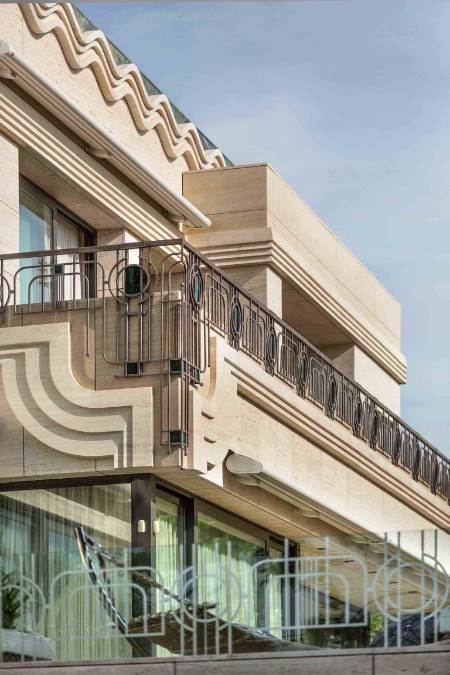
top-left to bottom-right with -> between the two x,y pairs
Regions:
20,3 -> 228,171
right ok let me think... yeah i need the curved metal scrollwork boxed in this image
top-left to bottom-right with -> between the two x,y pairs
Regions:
297,351 -> 310,396
392,427 -> 402,466
230,296 -> 243,340
69,528 -> 449,658
189,264 -> 204,309
1,239 -> 449,503
108,260 -> 150,302
266,327 -> 278,369
353,396 -> 364,435
412,442 -> 422,481
431,457 -> 440,495
104,254 -> 158,371
124,264 -> 150,297
326,374 -> 338,417
0,273 -> 11,315
370,409 -> 379,448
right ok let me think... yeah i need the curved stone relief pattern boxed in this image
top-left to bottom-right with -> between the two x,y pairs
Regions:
0,323 -> 152,468
20,3 -> 226,171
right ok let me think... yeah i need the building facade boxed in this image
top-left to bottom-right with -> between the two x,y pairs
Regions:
0,3 -> 449,671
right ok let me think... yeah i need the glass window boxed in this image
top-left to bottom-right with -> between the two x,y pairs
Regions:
54,212 -> 85,251
197,511 -> 265,628
0,483 -> 131,661
18,182 -> 95,305
0,483 -> 131,556
19,190 -> 52,254
0,480 -> 298,660
19,190 -> 52,304
54,212 -> 88,301
154,496 -> 182,610
153,496 -> 183,657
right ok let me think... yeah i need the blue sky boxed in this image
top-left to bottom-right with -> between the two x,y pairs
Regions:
80,0 -> 450,455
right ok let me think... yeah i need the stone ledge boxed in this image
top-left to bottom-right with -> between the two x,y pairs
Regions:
0,645 -> 449,674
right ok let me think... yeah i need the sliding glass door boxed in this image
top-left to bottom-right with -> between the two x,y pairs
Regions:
152,495 -> 184,656
153,496 -> 183,610
0,479 -> 293,660
19,189 -> 52,305
197,510 -> 266,628
0,483 -> 132,660
18,180 -> 94,306
53,212 -> 86,302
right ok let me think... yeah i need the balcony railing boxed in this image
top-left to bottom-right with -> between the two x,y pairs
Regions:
0,529 -> 448,661
0,239 -> 449,502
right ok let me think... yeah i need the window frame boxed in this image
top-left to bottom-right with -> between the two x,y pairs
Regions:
19,177 -> 96,251
0,474 -> 292,558
19,178 -> 97,303
154,479 -> 291,555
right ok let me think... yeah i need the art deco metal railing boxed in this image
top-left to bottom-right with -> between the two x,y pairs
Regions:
0,239 -> 449,502
0,529 -> 448,661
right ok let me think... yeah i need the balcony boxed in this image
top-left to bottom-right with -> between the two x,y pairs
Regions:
0,239 -> 448,502
0,528 -> 448,664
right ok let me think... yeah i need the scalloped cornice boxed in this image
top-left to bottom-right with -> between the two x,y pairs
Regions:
20,3 -> 226,171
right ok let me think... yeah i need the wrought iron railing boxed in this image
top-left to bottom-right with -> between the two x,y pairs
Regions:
0,239 -> 449,502
0,530 -> 448,661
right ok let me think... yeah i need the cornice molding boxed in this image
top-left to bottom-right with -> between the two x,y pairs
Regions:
0,83 -> 178,241
193,237 -> 407,384
271,241 -> 407,384
192,336 -> 448,533
222,349 -> 449,532
19,3 -> 226,172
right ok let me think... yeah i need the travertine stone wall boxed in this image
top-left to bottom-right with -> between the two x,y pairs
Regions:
0,322 -> 153,479
184,165 -> 407,392
96,228 -> 127,297
0,284 -> 189,478
324,343 -> 401,414
0,132 -> 18,236
0,3 -> 446,546
2,646 -> 450,675
0,303 -> 447,536
0,3 -> 224,194
0,79 -> 179,243
224,265 -> 283,317
189,336 -> 450,534
238,396 -> 432,534
0,132 -> 19,283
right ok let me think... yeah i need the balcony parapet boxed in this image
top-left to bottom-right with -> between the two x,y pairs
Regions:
0,528 -> 448,661
0,239 -> 449,502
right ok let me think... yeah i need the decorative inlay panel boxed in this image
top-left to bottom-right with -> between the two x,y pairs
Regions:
0,323 -> 153,468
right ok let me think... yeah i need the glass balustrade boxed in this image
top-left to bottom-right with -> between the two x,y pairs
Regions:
0,529 -> 448,662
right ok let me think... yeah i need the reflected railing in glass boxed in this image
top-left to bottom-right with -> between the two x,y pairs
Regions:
0,529 -> 448,662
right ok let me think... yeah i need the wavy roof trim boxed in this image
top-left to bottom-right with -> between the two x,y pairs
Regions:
20,3 -> 233,171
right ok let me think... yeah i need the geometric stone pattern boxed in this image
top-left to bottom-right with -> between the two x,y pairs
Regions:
0,323 -> 152,468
